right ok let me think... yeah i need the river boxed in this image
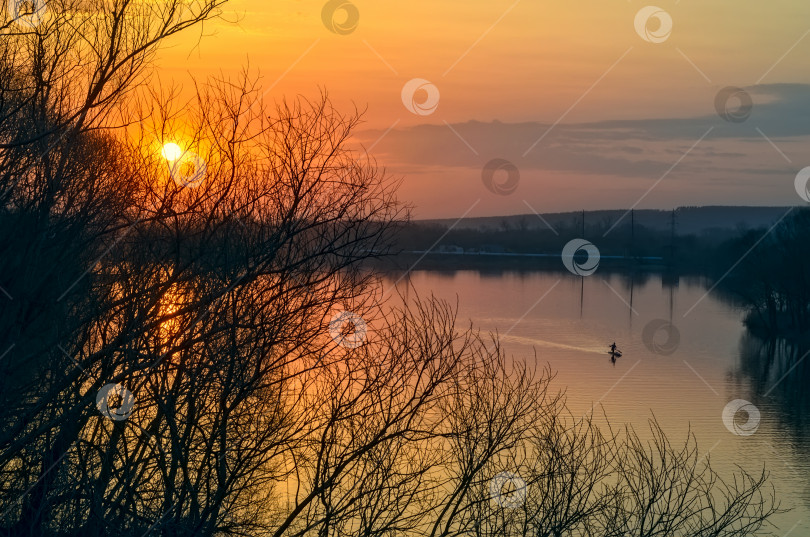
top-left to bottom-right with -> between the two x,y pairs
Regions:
385,269 -> 810,535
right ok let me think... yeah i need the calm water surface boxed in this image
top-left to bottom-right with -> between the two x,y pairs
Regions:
386,269 -> 810,535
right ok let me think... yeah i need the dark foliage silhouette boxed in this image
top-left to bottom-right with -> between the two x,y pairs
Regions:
0,2 -> 780,536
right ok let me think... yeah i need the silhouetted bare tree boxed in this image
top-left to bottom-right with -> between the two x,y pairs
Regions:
0,2 -> 781,537
720,209 -> 810,338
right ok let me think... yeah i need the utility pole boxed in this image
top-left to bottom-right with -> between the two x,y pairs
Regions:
580,210 -> 585,319
669,209 -> 676,268
630,209 -> 635,259
581,210 -> 585,237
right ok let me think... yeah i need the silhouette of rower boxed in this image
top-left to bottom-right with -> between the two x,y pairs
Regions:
608,342 -> 621,365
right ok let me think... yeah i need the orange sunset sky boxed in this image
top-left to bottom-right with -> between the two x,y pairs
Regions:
157,1 -> 810,218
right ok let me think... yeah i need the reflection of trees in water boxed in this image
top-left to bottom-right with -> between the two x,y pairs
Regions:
738,334 -> 810,431
736,333 -> 810,513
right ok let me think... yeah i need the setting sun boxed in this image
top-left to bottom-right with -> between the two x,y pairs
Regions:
161,142 -> 183,161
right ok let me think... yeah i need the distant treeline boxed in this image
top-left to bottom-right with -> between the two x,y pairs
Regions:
714,208 -> 810,339
389,212 -> 740,271
389,208 -> 810,340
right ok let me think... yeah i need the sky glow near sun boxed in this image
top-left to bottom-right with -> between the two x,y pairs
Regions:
153,0 -> 810,218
